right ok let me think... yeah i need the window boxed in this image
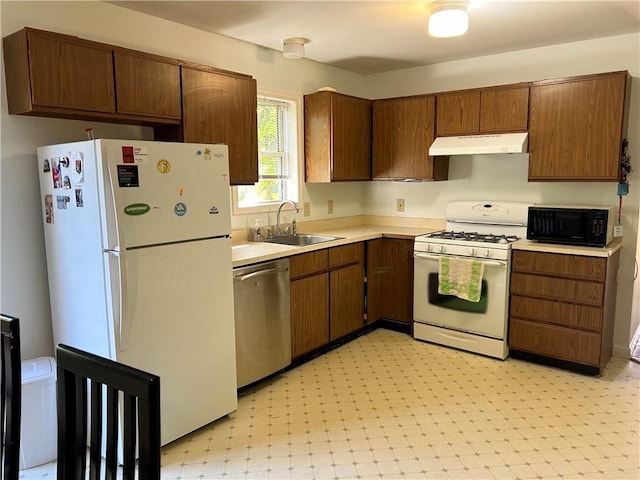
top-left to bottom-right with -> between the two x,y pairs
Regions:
233,91 -> 300,214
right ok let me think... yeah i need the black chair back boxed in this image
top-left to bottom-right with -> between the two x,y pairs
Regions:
56,344 -> 161,480
1,314 -> 21,480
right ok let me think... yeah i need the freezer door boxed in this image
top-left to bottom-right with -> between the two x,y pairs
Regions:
112,237 -> 237,445
100,140 -> 231,249
36,141 -> 115,358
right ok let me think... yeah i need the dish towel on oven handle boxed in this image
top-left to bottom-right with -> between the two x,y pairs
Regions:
438,256 -> 485,302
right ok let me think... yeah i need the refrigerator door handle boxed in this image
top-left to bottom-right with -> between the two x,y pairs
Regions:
107,248 -> 130,351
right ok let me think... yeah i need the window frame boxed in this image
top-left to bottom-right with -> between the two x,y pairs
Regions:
231,88 -> 303,216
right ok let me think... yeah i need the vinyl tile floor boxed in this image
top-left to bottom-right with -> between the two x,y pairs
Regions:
20,328 -> 640,479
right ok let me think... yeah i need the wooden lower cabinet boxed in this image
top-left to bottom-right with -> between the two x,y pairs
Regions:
290,243 -> 365,359
291,273 -> 329,358
366,238 -> 414,326
330,260 -> 364,341
509,249 -> 619,374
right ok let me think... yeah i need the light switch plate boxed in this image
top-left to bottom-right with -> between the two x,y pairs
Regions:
328,200 -> 334,214
303,202 -> 311,217
396,199 -> 405,212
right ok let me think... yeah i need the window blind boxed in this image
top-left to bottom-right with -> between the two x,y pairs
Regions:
257,97 -> 289,180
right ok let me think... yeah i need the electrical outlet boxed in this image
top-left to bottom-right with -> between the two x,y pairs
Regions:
303,202 -> 311,217
614,224 -> 624,237
396,198 -> 405,212
328,200 -> 334,215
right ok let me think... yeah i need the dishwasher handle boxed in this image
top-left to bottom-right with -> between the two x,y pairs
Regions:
234,266 -> 289,282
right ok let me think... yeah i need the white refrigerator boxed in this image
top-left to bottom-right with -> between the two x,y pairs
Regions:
36,139 -> 237,445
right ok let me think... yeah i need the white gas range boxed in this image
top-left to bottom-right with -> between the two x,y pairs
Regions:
413,201 -> 532,359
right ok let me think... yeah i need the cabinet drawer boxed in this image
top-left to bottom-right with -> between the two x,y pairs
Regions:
511,272 -> 604,306
329,243 -> 363,268
290,250 -> 328,279
512,251 -> 606,281
510,295 -> 603,331
509,318 -> 602,366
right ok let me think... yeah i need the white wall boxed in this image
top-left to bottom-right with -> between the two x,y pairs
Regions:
363,33 -> 640,357
1,0 -> 638,360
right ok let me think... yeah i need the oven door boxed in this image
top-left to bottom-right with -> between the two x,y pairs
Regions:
413,252 -> 509,339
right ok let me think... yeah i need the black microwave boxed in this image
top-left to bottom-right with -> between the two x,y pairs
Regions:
527,206 -> 615,247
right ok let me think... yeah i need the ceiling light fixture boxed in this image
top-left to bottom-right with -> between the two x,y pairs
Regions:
428,0 -> 469,38
282,37 -> 309,59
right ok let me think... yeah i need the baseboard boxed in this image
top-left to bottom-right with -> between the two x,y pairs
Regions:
509,349 -> 601,376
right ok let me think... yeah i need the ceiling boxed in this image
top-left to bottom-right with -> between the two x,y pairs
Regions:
108,1 -> 640,75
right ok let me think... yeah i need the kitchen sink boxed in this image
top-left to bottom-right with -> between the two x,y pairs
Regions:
264,234 -> 343,246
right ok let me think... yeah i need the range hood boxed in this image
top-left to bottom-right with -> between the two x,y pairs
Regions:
429,132 -> 528,156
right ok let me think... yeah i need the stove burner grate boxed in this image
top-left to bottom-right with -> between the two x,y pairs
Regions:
426,230 -> 520,244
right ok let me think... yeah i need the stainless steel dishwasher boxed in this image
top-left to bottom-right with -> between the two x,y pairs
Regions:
233,258 -> 291,388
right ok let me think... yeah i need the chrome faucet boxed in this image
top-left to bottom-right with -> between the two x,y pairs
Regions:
275,200 -> 299,235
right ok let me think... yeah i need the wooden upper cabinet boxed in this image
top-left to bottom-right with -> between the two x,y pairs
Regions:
480,86 -> 529,132
528,71 -> 630,181
372,95 -> 448,181
436,84 -> 529,136
4,28 -> 115,115
304,91 -> 371,182
180,64 -> 258,185
436,90 -> 480,135
3,27 -> 182,125
113,49 -> 181,120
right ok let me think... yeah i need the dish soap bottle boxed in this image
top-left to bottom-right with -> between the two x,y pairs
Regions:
251,219 -> 263,242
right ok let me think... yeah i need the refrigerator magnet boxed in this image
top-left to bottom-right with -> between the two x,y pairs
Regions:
52,159 -> 62,189
209,206 -> 219,215
174,202 -> 187,217
71,151 -> 84,183
157,159 -> 171,174
56,195 -> 70,209
133,146 -> 148,163
117,165 -> 139,188
63,176 -> 71,189
203,148 -> 212,161
44,195 -> 54,224
43,158 -> 50,173
122,146 -> 135,164
60,156 -> 70,168
75,188 -> 84,208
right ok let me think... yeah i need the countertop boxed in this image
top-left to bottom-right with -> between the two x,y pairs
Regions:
513,239 -> 623,258
232,224 -> 441,267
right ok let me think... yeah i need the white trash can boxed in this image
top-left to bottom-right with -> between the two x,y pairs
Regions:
20,356 -> 57,470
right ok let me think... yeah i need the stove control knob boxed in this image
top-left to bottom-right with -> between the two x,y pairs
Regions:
426,244 -> 433,252
484,249 -> 492,258
438,245 -> 446,253
469,248 -> 476,256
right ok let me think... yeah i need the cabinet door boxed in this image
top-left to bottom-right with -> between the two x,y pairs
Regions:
436,91 -> 480,136
330,263 -> 364,341
181,66 -> 258,185
332,94 -> 371,181
291,273 -> 329,358
480,86 -> 529,132
528,71 -> 628,181
373,96 -> 447,181
114,50 -> 181,119
367,238 -> 414,324
305,92 -> 371,182
27,29 -> 115,113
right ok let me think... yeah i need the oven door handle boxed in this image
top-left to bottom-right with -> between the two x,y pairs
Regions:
413,252 -> 508,267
